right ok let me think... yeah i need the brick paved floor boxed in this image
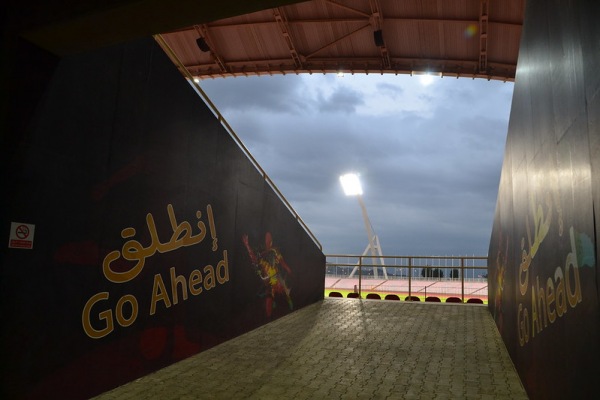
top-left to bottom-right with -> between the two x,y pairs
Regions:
92,299 -> 528,400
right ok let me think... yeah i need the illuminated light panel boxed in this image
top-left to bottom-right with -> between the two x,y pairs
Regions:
340,173 -> 363,196
419,73 -> 434,86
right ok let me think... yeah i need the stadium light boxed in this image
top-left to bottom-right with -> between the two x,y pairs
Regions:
339,173 -> 363,196
339,173 -> 386,279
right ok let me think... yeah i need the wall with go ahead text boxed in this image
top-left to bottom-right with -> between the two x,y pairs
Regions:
1,37 -> 324,400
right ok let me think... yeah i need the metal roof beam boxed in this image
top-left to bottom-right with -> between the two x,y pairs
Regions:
192,68 -> 514,83
183,54 -> 515,81
274,8 -> 303,68
479,0 -> 489,74
323,0 -> 370,18
194,25 -> 229,73
369,0 -> 391,69
195,18 -> 521,30
305,23 -> 371,59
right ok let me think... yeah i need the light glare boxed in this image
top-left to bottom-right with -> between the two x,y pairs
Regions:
419,73 -> 434,86
340,173 -> 363,196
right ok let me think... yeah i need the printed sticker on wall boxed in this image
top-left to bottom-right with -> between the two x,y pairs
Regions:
8,222 -> 35,249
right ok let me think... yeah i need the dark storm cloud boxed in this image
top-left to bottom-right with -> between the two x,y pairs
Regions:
198,74 -> 308,113
198,74 -> 513,256
375,82 -> 404,98
315,86 -> 365,113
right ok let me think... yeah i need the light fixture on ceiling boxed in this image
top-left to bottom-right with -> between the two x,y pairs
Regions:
419,72 -> 435,86
373,29 -> 384,47
196,37 -> 210,52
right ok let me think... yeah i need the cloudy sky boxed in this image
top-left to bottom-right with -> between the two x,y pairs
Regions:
198,73 -> 514,258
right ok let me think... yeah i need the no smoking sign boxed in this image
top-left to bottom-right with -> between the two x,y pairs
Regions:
8,222 -> 35,249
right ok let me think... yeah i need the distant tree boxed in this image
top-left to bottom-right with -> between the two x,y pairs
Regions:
450,269 -> 459,279
432,268 -> 444,278
421,267 -> 444,278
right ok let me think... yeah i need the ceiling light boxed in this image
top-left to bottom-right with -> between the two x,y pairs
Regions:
419,73 -> 435,86
196,37 -> 210,52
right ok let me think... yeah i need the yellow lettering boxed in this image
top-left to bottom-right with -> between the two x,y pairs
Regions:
103,204 -> 213,284
518,303 -> 529,346
554,267 -> 567,317
203,265 -> 216,290
536,276 -> 547,328
531,285 -> 539,337
82,292 -> 114,339
519,238 -> 531,296
150,274 -> 171,315
217,250 -> 229,284
529,194 -> 552,258
206,204 -> 218,251
565,228 -> 582,308
546,277 -> 556,323
115,294 -> 138,327
170,267 -> 188,305
189,269 -> 203,295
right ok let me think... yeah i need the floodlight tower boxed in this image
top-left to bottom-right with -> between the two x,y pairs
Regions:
339,173 -> 387,279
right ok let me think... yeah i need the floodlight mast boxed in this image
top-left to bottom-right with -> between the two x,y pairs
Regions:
339,174 -> 387,279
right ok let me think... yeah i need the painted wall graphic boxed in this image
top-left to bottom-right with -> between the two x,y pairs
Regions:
488,0 -> 600,398
242,232 -> 294,318
1,37 -> 325,400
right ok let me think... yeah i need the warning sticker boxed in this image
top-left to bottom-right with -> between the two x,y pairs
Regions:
8,222 -> 35,249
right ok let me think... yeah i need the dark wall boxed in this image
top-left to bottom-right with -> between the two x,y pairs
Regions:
488,0 -> 600,398
1,37 -> 324,400
7,0 -> 305,55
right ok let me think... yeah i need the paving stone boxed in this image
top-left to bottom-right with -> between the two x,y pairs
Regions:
91,299 -> 529,399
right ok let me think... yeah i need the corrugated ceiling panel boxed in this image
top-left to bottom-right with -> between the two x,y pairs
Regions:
487,24 -> 522,64
159,0 -> 523,81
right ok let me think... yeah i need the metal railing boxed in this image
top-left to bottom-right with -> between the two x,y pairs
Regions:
325,254 -> 488,302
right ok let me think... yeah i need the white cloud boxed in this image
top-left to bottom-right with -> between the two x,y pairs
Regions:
199,73 -> 513,256
299,74 -> 438,118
